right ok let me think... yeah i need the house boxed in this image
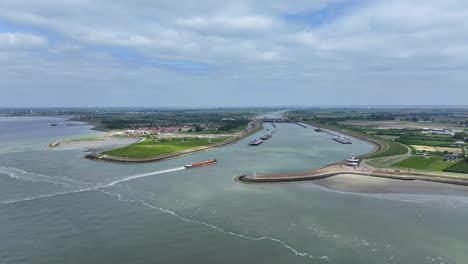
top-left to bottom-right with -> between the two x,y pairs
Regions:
125,129 -> 149,136
444,153 -> 464,162
136,130 -> 149,135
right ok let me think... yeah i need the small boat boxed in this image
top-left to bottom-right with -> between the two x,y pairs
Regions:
184,159 -> 217,169
50,123 -> 58,127
314,128 -> 322,132
260,134 -> 272,140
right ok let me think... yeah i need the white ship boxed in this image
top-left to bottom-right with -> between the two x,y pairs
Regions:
347,154 -> 359,166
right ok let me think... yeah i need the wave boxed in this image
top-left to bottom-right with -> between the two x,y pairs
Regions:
98,188 -> 330,262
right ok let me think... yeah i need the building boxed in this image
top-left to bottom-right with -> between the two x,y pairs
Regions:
125,129 -> 149,136
444,153 -> 464,162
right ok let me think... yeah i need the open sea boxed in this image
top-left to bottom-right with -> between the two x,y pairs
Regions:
1,116 -> 468,264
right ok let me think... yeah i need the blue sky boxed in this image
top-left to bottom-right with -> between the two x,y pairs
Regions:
1,0 -> 468,107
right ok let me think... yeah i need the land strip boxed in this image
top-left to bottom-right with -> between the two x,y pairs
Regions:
86,121 -> 263,163
235,122 -> 468,186
236,164 -> 468,186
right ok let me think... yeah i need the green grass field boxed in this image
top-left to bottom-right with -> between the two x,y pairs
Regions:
444,160 -> 468,174
392,156 -> 454,171
368,139 -> 408,159
185,124 -> 248,134
103,136 -> 226,158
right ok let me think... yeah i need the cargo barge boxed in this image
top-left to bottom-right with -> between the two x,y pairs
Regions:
332,136 -> 352,144
184,159 -> 217,168
248,139 -> 263,146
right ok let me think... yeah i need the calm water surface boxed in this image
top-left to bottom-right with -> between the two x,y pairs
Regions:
0,117 -> 467,264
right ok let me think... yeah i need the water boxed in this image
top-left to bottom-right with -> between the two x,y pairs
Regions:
1,117 -> 468,264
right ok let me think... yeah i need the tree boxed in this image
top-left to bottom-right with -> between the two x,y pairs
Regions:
454,132 -> 466,140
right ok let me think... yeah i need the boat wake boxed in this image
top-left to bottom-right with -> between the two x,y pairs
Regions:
0,165 -> 331,261
102,167 -> 185,189
0,166 -> 186,205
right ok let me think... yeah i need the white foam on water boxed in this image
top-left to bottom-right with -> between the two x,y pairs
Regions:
0,166 -> 186,205
0,165 -> 382,262
98,188 -> 330,262
0,165 -> 85,187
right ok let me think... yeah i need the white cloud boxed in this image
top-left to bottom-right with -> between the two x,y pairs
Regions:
177,15 -> 273,30
1,0 -> 468,106
0,32 -> 47,48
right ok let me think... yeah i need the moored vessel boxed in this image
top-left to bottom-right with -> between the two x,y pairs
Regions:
332,136 -> 352,144
260,134 -> 272,140
248,138 -> 263,146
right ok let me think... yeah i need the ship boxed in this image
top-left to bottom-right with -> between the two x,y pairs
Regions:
347,154 -> 359,166
260,134 -> 272,140
248,138 -> 263,146
50,123 -> 58,127
332,136 -> 352,144
184,159 -> 217,169
314,128 -> 322,132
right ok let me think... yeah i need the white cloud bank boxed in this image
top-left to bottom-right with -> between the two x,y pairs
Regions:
0,32 -> 47,48
1,0 -> 468,106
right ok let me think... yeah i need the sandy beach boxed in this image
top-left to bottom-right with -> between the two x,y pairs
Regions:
313,174 -> 468,196
49,136 -> 141,153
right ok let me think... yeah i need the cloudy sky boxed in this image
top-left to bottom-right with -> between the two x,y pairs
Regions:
1,0 -> 468,107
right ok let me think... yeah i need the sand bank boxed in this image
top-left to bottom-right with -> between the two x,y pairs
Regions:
48,137 -> 140,153
313,174 -> 468,196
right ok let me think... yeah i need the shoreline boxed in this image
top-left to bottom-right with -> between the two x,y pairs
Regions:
235,164 -> 468,187
47,135 -> 141,153
85,121 -> 264,164
235,123 -> 468,188
312,174 -> 468,196
304,121 -> 386,160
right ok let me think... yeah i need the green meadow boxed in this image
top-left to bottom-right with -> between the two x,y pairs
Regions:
392,156 -> 453,171
103,136 -> 226,158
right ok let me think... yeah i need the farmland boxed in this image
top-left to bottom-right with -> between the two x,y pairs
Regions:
411,145 -> 463,154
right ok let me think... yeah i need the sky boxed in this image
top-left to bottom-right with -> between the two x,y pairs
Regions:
1,0 -> 468,107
